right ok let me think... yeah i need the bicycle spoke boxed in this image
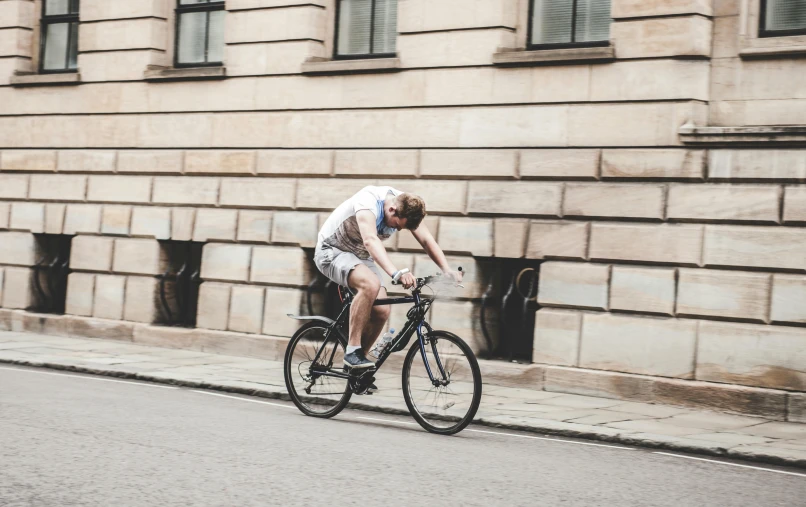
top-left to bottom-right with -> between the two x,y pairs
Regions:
405,333 -> 480,432
286,325 -> 349,416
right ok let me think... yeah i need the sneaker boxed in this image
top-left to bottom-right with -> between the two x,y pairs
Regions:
344,349 -> 375,370
367,383 -> 379,394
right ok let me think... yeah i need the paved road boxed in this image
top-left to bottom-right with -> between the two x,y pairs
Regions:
1,365 -> 804,507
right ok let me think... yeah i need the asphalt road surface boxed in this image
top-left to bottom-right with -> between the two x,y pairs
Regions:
1,365 -> 804,507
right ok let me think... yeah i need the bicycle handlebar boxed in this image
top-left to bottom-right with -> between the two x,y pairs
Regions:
391,266 -> 463,288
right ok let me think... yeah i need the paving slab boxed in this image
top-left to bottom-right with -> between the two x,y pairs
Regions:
685,432 -> 775,446
662,412 -> 768,431
733,422 -> 806,440
0,329 -> 805,469
607,420 -> 715,437
606,401 -> 693,418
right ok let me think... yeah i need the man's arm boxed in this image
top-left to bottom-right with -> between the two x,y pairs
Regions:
356,210 -> 416,287
411,223 -> 463,282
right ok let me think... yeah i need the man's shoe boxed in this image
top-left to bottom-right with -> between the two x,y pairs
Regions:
367,383 -> 379,394
344,349 -> 375,370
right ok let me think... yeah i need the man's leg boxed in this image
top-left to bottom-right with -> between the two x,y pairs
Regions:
346,264 -> 381,350
361,287 -> 391,353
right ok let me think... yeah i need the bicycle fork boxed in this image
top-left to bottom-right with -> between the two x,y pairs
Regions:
417,322 -> 450,387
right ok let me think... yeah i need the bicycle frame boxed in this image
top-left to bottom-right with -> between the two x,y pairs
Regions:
307,290 -> 449,386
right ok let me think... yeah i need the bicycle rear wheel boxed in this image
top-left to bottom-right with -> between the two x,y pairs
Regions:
402,330 -> 482,435
284,321 -> 352,418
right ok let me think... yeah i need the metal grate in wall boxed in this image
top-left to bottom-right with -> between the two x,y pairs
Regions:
31,234 -> 73,314
481,259 -> 542,363
157,241 -> 203,327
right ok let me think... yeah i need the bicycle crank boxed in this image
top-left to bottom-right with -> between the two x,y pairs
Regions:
348,369 -> 376,395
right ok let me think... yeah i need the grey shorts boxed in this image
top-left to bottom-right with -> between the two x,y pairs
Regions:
314,244 -> 385,289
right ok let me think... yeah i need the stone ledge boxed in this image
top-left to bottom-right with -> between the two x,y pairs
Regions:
144,66 -> 227,82
10,72 -> 81,87
739,44 -> 806,59
739,34 -> 806,60
492,45 -> 615,66
301,57 -> 401,75
679,125 -> 806,146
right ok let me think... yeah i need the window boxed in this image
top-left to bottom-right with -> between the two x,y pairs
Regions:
175,0 -> 225,67
529,0 -> 611,49
40,0 -> 79,73
760,0 -> 806,37
335,0 -> 398,59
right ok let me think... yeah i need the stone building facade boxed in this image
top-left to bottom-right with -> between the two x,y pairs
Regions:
0,0 -> 805,421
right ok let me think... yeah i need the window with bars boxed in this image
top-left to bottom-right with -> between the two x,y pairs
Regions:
760,0 -> 806,37
175,0 -> 225,67
40,0 -> 79,73
335,0 -> 398,59
529,0 -> 611,49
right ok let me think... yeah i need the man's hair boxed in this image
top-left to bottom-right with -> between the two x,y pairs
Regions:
396,193 -> 426,230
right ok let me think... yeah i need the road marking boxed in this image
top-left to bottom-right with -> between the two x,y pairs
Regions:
653,452 -> 806,478
0,365 -> 177,389
191,390 -> 296,409
466,428 -> 636,450
357,416 -> 418,425
357,416 -> 635,450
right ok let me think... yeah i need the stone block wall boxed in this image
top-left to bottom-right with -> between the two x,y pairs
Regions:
0,0 -> 804,394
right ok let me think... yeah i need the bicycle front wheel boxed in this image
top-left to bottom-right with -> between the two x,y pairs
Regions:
284,321 -> 352,418
402,330 -> 482,435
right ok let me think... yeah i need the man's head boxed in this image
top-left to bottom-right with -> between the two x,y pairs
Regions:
386,193 -> 426,231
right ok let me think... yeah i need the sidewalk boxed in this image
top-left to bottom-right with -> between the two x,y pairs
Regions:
1,329 -> 805,469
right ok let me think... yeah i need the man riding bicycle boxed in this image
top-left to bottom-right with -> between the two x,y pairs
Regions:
314,186 -> 463,371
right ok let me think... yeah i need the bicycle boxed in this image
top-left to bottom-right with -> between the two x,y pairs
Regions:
283,269 -> 482,435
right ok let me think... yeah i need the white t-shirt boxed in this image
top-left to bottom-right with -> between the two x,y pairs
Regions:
317,186 -> 403,259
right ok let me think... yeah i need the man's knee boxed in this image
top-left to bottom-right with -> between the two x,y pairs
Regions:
349,266 -> 381,296
372,304 -> 391,322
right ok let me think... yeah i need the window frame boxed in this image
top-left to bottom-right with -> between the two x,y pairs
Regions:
333,0 -> 397,61
173,0 -> 226,69
39,0 -> 80,74
758,0 -> 806,38
526,0 -> 612,51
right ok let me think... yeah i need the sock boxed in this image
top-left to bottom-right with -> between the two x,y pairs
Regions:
346,345 -> 361,354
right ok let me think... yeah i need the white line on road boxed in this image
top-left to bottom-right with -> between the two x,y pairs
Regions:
466,428 -> 636,450
0,365 -> 178,389
191,390 -> 296,409
357,416 -> 418,425
356,416 -> 635,450
653,452 -> 806,478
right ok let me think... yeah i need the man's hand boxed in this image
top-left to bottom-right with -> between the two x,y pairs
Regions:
399,272 -> 416,289
444,269 -> 463,284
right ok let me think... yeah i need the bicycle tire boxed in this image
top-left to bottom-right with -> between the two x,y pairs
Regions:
401,330 -> 482,435
284,320 -> 352,418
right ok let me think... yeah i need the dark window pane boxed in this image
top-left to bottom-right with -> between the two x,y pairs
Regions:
42,22 -> 69,70
575,0 -> 611,42
337,0 -> 372,55
45,0 -> 70,16
177,11 -> 207,64
67,22 -> 78,69
207,10 -> 225,63
765,0 -> 806,32
373,0 -> 398,54
532,0 -> 573,45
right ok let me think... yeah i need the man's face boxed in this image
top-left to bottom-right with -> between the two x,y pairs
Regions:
385,208 -> 408,231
